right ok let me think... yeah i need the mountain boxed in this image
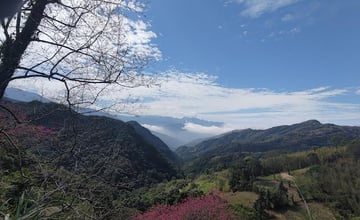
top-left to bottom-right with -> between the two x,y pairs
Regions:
4,100 -> 178,188
81,112 -> 225,148
151,131 -> 184,150
114,115 -> 224,147
4,87 -> 50,103
4,87 -> 224,148
176,120 -> 360,160
127,121 -> 182,165
85,113 -> 223,148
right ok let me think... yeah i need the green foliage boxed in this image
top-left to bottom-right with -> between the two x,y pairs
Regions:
220,191 -> 258,219
253,190 -> 271,220
346,139 -> 360,159
229,156 -> 263,192
269,181 -> 289,209
261,147 -> 344,174
123,179 -> 204,212
0,100 -> 180,219
192,170 -> 231,193
297,158 -> 360,218
182,152 -> 246,175
0,155 -> 145,219
127,121 -> 182,166
230,204 -> 257,220
177,120 -> 360,161
2,100 -> 360,219
0,144 -> 18,171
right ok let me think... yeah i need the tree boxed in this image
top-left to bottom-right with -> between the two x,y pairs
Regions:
347,139 -> 360,159
0,2 -> 160,217
229,157 -> 263,192
270,180 -> 288,209
132,193 -> 234,220
254,190 -> 270,220
0,0 -> 160,108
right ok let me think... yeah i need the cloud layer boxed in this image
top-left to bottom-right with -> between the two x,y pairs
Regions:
230,0 -> 300,18
9,70 -> 360,131
183,122 -> 233,135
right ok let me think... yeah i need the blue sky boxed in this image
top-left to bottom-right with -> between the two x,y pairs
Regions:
147,0 -> 360,91
8,0 -> 360,134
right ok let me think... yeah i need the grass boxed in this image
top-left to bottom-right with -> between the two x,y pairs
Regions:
258,167 -> 339,220
267,202 -> 337,220
308,202 -> 337,220
259,173 -> 282,181
291,167 -> 311,177
253,178 -> 278,190
225,191 -> 258,208
225,192 -> 258,220
259,167 -> 312,182
267,207 -> 307,220
192,169 -> 231,193
189,164 -> 340,220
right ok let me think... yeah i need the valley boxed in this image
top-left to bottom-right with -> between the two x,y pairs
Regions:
1,1 -> 359,219
1,99 -> 360,219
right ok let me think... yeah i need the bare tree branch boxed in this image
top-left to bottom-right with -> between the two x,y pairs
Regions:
1,0 -> 159,107
0,104 -> 23,124
0,129 -> 28,179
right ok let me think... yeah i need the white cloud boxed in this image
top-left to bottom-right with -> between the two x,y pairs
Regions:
290,27 -> 300,33
282,13 -> 295,22
141,124 -> 167,134
182,122 -> 233,135
268,27 -> 301,39
8,70 -> 360,129
357,89 -> 360,95
2,0 -> 161,110
230,0 -> 299,18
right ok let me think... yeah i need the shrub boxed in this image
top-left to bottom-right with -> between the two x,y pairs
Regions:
132,192 -> 234,220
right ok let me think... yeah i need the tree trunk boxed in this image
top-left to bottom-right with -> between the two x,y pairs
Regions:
0,0 -> 48,99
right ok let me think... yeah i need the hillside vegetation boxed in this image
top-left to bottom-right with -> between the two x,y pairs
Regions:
0,100 -> 179,219
176,120 -> 360,160
1,99 -> 360,219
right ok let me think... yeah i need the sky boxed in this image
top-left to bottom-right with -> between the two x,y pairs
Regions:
146,0 -> 360,89
141,0 -> 360,129
8,0 -> 360,134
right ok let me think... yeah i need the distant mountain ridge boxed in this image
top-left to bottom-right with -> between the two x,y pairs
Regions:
4,87 -> 50,103
151,131 -> 184,149
4,87 -> 223,148
114,115 -> 224,148
176,120 -> 360,160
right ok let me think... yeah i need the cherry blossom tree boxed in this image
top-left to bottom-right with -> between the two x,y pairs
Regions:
0,0 -> 160,107
132,193 -> 235,220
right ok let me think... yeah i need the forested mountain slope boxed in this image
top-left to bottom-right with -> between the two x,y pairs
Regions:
127,120 -> 182,165
3,100 -> 178,188
0,100 -> 183,218
176,120 -> 360,160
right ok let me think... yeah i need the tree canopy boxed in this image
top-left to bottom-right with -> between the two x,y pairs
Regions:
0,0 -> 160,107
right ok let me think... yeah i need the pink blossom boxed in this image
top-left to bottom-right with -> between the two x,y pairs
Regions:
132,193 -> 234,220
